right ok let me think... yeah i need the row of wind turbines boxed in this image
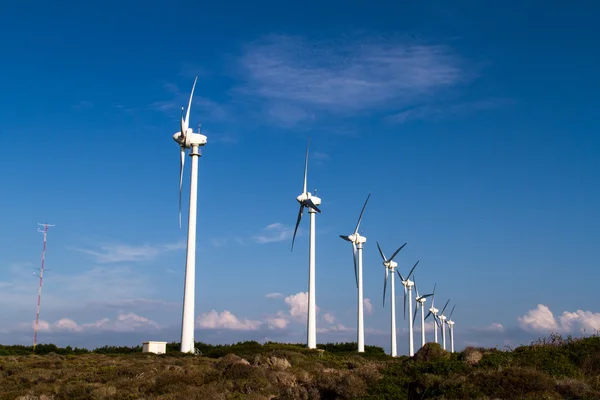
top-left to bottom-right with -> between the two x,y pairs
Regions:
174,77 -> 458,356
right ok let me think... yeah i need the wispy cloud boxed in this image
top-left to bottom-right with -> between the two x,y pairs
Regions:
363,298 -> 373,316
237,34 -> 469,125
252,223 -> 293,244
388,97 -> 514,124
150,82 -> 227,122
265,292 -> 283,299
69,241 -> 184,264
13,312 -> 161,334
196,310 -> 262,331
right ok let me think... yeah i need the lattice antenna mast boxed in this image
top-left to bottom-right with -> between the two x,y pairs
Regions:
33,223 -> 55,353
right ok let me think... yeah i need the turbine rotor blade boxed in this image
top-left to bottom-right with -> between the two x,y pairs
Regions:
304,198 -> 321,213
449,305 -> 456,320
440,299 -> 451,316
178,147 -> 185,228
180,107 -> 186,140
413,275 -> 420,298
413,302 -> 419,325
407,260 -> 419,280
185,77 -> 198,129
422,293 -> 434,299
339,235 -> 351,241
291,205 -> 304,251
383,269 -> 388,307
376,241 -> 387,261
353,193 -> 371,235
424,310 -> 432,320
389,242 -> 408,262
403,285 -> 407,319
396,269 -> 405,282
352,241 -> 358,288
303,137 -> 310,194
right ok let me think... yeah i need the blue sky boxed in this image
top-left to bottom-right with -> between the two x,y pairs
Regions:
1,0 -> 600,353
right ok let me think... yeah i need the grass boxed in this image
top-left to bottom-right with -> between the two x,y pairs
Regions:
1,334 -> 600,399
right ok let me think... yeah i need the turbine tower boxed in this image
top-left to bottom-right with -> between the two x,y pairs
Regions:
172,77 -> 208,353
425,291 -> 440,344
377,241 -> 407,357
437,299 -> 451,351
413,280 -> 435,350
291,138 -> 322,349
447,305 -> 456,353
340,193 -> 371,353
398,261 -> 419,356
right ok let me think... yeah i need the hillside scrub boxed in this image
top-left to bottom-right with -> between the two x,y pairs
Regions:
1,335 -> 600,399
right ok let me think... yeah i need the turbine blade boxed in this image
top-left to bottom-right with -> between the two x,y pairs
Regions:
376,241 -> 387,261
339,235 -> 351,241
389,242 -> 408,262
184,77 -> 198,128
180,107 -> 186,139
432,282 -> 437,296
403,285 -> 407,320
424,310 -> 432,320
413,275 -> 420,298
352,241 -> 358,288
422,293 -> 434,299
449,305 -> 456,320
305,198 -> 321,213
179,147 -> 185,228
353,193 -> 371,235
440,299 -> 450,316
407,260 -> 419,280
291,205 -> 304,251
303,137 -> 310,194
413,302 -> 419,325
396,269 -> 405,282
383,269 -> 388,307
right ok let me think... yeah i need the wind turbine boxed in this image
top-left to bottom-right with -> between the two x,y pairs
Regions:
437,299 -> 451,351
413,280 -> 435,350
398,261 -> 419,356
340,193 -> 371,353
172,77 -> 207,353
291,138 -> 322,349
425,291 -> 440,344
377,241 -> 407,357
447,305 -> 456,353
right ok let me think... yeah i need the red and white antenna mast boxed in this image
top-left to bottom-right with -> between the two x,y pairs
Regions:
33,222 -> 55,353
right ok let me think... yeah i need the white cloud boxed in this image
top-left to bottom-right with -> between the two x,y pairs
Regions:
196,310 -> 261,331
323,313 -> 335,324
363,298 -> 373,315
70,241 -> 184,263
265,292 -> 283,299
284,292 -> 319,322
317,323 -> 353,334
252,223 -> 292,244
266,313 -> 289,330
481,323 -> 505,333
27,312 -> 161,333
238,34 -> 468,125
518,304 -> 600,334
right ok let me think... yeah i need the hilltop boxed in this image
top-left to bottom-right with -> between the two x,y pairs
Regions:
2,334 -> 600,399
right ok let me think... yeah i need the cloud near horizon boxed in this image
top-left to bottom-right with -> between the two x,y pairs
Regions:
69,241 -> 185,264
518,304 -> 600,334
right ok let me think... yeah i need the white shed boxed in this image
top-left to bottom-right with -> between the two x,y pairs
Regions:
142,341 -> 167,354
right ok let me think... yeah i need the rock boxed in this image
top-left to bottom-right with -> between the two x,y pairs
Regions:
268,356 -> 291,370
216,353 -> 250,369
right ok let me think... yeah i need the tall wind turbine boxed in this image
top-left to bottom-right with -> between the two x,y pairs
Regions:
291,138 -> 322,349
413,280 -> 435,350
377,241 -> 407,357
425,291 -> 440,344
447,305 -> 456,353
437,299 -> 451,351
398,261 -> 419,356
172,77 -> 207,353
340,193 -> 371,353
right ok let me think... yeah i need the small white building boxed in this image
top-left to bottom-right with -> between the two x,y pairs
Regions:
142,341 -> 167,354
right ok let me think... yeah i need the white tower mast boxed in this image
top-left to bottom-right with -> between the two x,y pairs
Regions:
340,193 -> 371,352
413,281 -> 434,350
377,242 -> 407,357
172,77 -> 207,353
398,261 -> 419,356
291,138 -> 322,350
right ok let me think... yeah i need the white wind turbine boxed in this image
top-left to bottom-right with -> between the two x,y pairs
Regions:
412,280 -> 435,350
172,77 -> 207,353
446,305 -> 456,353
398,261 -> 419,356
376,241 -> 407,357
424,291 -> 441,344
340,193 -> 371,353
437,299 -> 451,351
291,138 -> 322,350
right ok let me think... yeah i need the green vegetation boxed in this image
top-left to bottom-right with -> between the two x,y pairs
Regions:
1,334 -> 600,399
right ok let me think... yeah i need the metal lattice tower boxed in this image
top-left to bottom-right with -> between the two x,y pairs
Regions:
33,223 -> 54,353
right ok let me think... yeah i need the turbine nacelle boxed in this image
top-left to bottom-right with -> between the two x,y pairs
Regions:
384,260 -> 398,270
447,320 -> 455,326
439,315 -> 447,322
174,131 -> 207,148
296,192 -> 321,206
429,307 -> 439,314
416,296 -> 428,304
342,233 -> 367,244
402,279 -> 414,288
